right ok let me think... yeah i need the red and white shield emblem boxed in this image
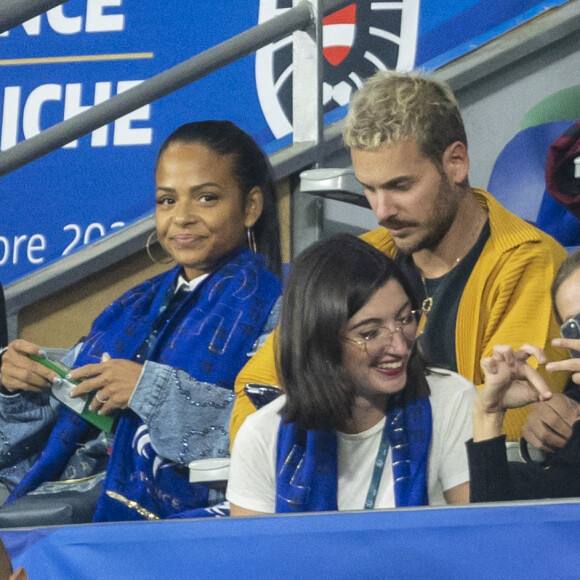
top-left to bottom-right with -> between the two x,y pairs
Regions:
256,0 -> 420,139
322,4 -> 356,66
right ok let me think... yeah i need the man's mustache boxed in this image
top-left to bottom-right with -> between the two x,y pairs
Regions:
381,219 -> 418,230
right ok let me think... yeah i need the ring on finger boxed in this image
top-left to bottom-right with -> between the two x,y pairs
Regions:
95,391 -> 107,404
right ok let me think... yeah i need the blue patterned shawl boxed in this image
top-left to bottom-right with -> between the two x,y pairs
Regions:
9,247 -> 281,521
275,395 -> 432,512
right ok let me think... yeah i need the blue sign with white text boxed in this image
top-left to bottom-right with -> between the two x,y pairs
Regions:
0,0 -> 569,284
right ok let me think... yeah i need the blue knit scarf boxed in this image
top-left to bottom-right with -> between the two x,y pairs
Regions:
275,395 -> 432,512
9,248 -> 281,521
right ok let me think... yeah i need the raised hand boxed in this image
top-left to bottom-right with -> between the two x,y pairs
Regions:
547,336 -> 580,384
474,344 -> 552,441
523,392 -> 580,453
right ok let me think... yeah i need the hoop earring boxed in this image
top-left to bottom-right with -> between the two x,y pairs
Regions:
246,228 -> 257,253
146,231 -> 174,264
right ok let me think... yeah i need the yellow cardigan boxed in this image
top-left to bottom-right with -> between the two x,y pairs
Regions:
230,189 -> 569,443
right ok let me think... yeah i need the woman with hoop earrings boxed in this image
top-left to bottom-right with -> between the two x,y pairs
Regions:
0,121 -> 282,522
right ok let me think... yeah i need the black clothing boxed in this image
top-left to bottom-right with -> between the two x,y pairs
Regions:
397,222 -> 490,372
468,426 -> 580,502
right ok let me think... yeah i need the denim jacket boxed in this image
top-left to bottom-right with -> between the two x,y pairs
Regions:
0,297 -> 280,494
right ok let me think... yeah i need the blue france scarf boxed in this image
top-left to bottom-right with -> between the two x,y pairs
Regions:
275,395 -> 432,512
9,248 -> 281,521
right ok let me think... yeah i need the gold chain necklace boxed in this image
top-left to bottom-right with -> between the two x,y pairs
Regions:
419,215 -> 487,314
420,259 -> 460,314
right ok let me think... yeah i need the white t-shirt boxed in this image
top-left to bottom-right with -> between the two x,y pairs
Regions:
226,370 -> 475,513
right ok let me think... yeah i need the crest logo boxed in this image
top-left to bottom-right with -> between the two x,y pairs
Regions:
256,0 -> 420,139
322,4 -> 356,66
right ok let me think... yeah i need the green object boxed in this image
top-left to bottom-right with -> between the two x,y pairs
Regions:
521,85 -> 580,130
29,354 -> 115,433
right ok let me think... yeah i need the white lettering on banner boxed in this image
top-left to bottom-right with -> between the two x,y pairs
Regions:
63,82 -> 111,148
0,81 -> 152,151
0,234 -> 46,266
85,0 -> 124,33
113,81 -> 152,146
62,226 -> 83,257
0,86 -> 20,150
62,221 -> 125,255
48,6 -> 83,35
0,222 -> 125,266
0,0 -> 125,37
27,235 -> 46,264
22,84 -> 62,138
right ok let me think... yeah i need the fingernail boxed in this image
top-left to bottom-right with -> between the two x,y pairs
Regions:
39,349 -> 47,357
65,373 -> 72,380
53,376 -> 62,385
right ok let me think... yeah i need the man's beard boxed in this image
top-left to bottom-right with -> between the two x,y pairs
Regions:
385,177 -> 461,255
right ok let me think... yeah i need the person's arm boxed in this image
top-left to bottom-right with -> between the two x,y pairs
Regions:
443,481 -> 469,504
69,356 -> 143,414
0,342 -> 83,493
474,343 -> 553,440
467,435 -> 515,503
521,392 -> 580,453
226,400 -> 279,515
128,361 -> 235,464
430,372 -> 476,505
463,240 -> 568,440
0,340 -> 63,394
76,298 -> 281,463
522,337 -> 580,453
230,331 -> 280,448
229,503 -> 268,517
469,344 -> 553,502
229,297 -> 282,448
0,389 -> 57,492
468,425 -> 580,503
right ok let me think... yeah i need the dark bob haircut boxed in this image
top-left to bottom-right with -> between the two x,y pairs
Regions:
277,233 -> 430,431
155,120 -> 282,279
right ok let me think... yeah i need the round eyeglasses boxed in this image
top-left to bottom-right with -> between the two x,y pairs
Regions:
342,309 -> 423,358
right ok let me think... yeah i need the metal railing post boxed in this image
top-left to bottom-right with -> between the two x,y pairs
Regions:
0,0 -> 71,35
292,0 -> 323,152
291,0 -> 324,258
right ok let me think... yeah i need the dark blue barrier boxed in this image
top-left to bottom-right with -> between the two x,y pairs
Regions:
2,500 -> 580,579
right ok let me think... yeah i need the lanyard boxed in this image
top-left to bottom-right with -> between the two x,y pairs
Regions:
364,419 -> 390,510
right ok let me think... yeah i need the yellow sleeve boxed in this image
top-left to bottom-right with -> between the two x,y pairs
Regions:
229,330 -> 281,450
458,239 -> 569,440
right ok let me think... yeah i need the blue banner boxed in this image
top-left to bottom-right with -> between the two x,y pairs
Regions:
0,0 -> 570,285
3,501 -> 580,578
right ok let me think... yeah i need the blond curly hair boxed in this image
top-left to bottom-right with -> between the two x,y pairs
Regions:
343,71 -> 467,168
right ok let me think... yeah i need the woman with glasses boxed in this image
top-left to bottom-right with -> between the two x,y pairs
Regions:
469,249 -> 580,502
227,233 -> 475,515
